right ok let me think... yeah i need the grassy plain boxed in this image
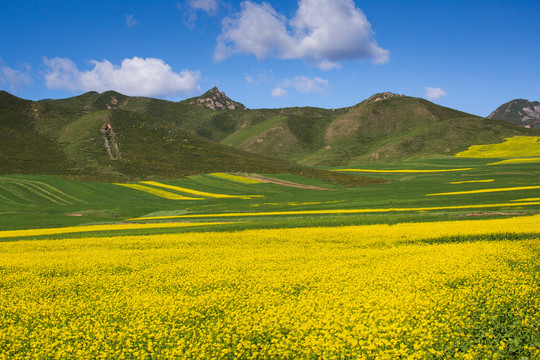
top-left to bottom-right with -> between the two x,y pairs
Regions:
2,155 -> 539,233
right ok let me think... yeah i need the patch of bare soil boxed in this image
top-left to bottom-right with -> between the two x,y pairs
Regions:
465,212 -> 522,217
246,174 -> 329,190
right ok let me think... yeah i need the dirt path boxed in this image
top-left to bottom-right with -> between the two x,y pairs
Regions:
246,174 -> 330,190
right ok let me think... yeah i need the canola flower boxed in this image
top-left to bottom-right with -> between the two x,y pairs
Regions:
114,183 -> 203,200
450,179 -> 494,184
488,157 -> 540,165
1,215 -> 539,359
512,197 -> 540,202
210,173 -> 263,184
456,136 -> 540,158
140,181 -> 262,199
334,168 -> 473,173
129,200 -> 540,221
427,185 -> 540,196
0,222 -> 227,239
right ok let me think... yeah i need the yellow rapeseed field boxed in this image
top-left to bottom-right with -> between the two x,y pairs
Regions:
449,179 -> 494,184
427,185 -> 540,196
129,200 -> 540,221
456,136 -> 540,158
0,222 -> 226,239
1,215 -> 539,359
210,173 -> 263,184
114,183 -> 203,200
488,157 -> 540,165
334,168 -> 473,173
140,181 -> 262,199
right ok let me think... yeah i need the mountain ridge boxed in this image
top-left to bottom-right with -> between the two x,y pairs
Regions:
3,88 -> 539,174
0,90 -> 383,185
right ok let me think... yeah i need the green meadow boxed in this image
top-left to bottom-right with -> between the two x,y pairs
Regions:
2,155 -> 539,239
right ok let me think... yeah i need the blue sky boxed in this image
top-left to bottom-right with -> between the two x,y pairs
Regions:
1,0 -> 538,116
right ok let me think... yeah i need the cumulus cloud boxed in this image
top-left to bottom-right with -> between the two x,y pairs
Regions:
272,75 -> 329,97
0,59 -> 32,92
215,0 -> 389,69
271,87 -> 288,98
284,76 -> 329,94
425,86 -> 446,101
43,57 -> 201,97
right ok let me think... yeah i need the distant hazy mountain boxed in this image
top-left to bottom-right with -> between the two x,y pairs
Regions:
488,99 -> 540,129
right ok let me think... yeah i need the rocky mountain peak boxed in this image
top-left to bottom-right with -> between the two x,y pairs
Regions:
488,98 -> 540,129
367,92 -> 404,102
189,86 -> 246,111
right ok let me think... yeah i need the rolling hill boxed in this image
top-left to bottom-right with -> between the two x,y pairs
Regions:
222,92 -> 540,165
488,98 -> 540,129
3,87 -> 539,180
45,88 -> 540,165
42,87 -> 267,143
0,91 -> 381,185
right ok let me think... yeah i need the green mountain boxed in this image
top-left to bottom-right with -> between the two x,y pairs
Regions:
43,87 -> 263,143
222,92 -> 540,165
488,99 -> 540,129
0,91 -> 380,185
5,87 -> 539,177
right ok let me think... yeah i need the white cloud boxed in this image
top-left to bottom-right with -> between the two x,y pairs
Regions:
425,86 -> 446,101
281,76 -> 329,94
214,0 -> 389,68
181,0 -> 219,28
272,75 -> 329,98
0,60 -> 32,92
189,0 -> 218,15
125,14 -> 139,27
43,57 -> 201,97
271,87 -> 288,98
316,60 -> 342,71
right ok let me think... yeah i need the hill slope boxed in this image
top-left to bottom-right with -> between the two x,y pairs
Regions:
488,98 -> 540,129
43,87 -> 268,143
16,88 -> 540,168
0,91 -> 380,185
0,91 -> 69,174
224,92 -> 540,165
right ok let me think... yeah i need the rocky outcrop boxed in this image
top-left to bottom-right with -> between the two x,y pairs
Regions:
488,99 -> 540,129
100,123 -> 121,160
367,92 -> 404,102
189,86 -> 246,111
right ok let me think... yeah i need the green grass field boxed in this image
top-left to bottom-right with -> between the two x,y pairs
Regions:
1,155 -> 539,237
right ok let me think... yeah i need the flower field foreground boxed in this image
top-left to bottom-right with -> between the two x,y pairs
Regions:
1,216 -> 540,359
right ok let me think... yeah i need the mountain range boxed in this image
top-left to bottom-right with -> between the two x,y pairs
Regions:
1,87 -> 538,181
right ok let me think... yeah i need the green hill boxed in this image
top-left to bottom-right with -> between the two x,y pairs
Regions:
8,88 -> 540,174
0,91 -> 69,175
223,92 -> 540,165
43,87 -> 268,143
0,91 -> 381,186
